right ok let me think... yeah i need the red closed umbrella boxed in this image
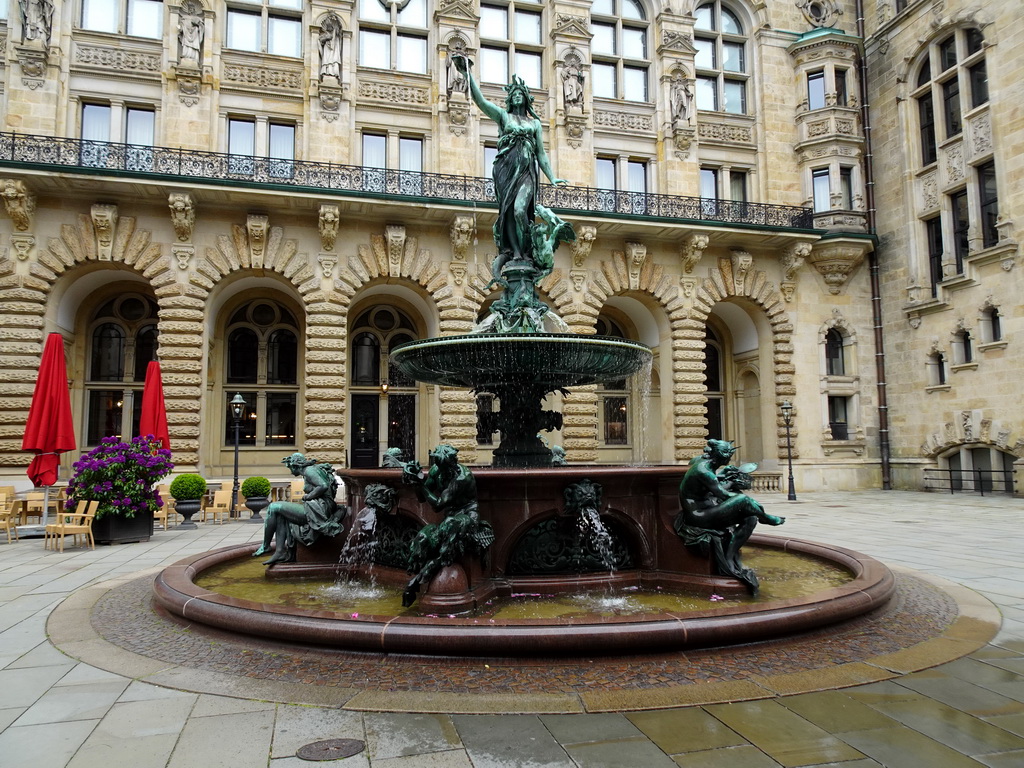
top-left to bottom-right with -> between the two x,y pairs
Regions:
22,333 -> 77,502
139,360 -> 170,451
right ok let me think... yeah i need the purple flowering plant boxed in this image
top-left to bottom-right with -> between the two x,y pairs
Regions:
67,436 -> 174,520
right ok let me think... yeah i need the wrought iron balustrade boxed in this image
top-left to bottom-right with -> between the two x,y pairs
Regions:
0,131 -> 814,229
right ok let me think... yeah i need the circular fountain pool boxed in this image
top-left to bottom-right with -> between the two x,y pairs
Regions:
153,533 -> 894,657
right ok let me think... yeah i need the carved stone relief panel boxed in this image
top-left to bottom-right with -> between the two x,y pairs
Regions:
91,204 -> 118,261
918,170 -> 938,214
968,110 -> 992,160
942,140 -> 965,187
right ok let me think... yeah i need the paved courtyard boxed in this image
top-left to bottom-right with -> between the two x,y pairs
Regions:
0,489 -> 1022,767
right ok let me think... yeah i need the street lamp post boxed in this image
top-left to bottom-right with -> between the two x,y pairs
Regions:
781,399 -> 797,501
230,393 -> 246,520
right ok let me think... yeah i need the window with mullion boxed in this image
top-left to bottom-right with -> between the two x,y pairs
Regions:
693,1 -> 748,114
480,2 -> 543,88
358,0 -> 426,73
591,0 -> 649,102
978,161 -> 998,248
82,0 -> 163,38
226,2 -> 301,57
950,189 -> 969,273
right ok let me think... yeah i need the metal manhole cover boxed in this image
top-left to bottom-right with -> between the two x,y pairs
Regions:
296,739 -> 366,761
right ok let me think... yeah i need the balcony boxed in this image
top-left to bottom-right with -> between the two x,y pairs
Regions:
0,132 -> 814,230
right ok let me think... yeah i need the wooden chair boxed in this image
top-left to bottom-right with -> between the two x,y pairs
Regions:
46,500 -> 99,553
155,485 -> 176,530
25,491 -> 45,525
0,497 -> 18,543
203,490 -> 233,524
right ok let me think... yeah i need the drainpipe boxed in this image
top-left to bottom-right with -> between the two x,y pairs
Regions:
856,0 -> 892,489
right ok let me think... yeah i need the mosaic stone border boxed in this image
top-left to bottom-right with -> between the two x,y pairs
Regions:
46,565 -> 999,714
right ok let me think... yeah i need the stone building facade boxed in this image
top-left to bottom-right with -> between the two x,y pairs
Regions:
0,0 -> 1019,494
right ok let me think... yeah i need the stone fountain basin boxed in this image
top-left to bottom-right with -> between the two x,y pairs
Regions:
390,333 -> 653,389
152,534 -> 894,657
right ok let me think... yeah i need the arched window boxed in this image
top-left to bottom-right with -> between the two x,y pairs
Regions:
824,328 -> 845,376
694,1 -> 749,114
223,299 -> 301,447
348,305 -> 420,467
980,304 -> 1002,344
84,293 -> 159,445
591,0 -> 650,102
703,325 -> 725,440
927,351 -> 947,387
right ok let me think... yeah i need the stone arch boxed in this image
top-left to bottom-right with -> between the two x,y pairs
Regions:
920,410 -> 1020,460
818,308 -> 857,345
333,225 -> 484,458
688,256 -> 795,463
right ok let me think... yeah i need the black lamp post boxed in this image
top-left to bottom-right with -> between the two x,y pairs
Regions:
230,393 -> 246,519
781,399 -> 797,501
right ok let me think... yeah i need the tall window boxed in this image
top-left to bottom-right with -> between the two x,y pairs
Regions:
81,0 -> 163,38
594,157 -> 648,213
358,0 -> 427,74
224,300 -> 300,447
591,0 -> 650,102
226,116 -> 296,176
950,189 -> 969,273
694,1 -> 748,114
925,216 -> 943,295
827,396 -> 849,440
824,328 -> 845,376
703,326 -> 725,440
953,328 -> 973,365
480,1 -> 543,88
80,103 -> 156,170
807,70 -> 826,110
812,168 -> 830,212
978,161 -> 998,248
226,0 -> 301,57
596,316 -> 630,446
85,294 -> 159,445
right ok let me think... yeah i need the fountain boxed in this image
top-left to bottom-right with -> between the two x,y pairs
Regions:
153,58 -> 894,657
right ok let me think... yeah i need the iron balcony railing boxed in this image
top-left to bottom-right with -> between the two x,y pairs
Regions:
0,131 -> 814,229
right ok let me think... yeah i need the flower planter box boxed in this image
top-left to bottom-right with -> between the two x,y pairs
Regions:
92,512 -> 153,545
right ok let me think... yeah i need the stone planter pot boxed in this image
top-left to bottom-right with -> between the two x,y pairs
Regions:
174,499 -> 202,529
92,511 -> 153,545
243,495 -> 270,523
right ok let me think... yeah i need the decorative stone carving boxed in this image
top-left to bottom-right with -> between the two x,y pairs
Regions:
672,127 -> 695,159
1,180 -> 36,231
730,249 -> 753,293
681,276 -> 698,298
660,30 -> 696,54
944,142 -> 965,185
625,242 -> 647,290
564,114 -> 587,148
224,65 -> 302,90
798,0 -> 843,28
172,244 -> 194,271
318,13 -> 343,82
15,45 -> 48,89
75,45 -> 161,73
561,47 -> 586,112
970,111 -> 992,157
450,215 -> 474,262
779,282 -> 796,302
436,0 -> 476,20
698,121 -> 753,144
670,68 -> 695,127
680,232 -> 709,273
781,242 -> 811,282
178,0 -> 204,66
920,172 -> 938,211
19,0 -> 54,45
168,193 -> 195,242
386,225 -> 406,271
571,225 -> 596,269
980,418 -> 992,443
961,411 -> 974,441
448,102 -> 469,136
317,253 -> 337,279
91,204 -> 118,261
552,13 -> 591,39
10,234 -> 34,261
247,214 -> 269,269
569,270 -> 586,292
908,314 -> 922,329
807,242 -> 866,294
358,81 -> 429,105
445,35 -> 470,98
319,205 -> 340,252
318,84 -> 343,122
175,67 -> 202,106
594,111 -> 652,132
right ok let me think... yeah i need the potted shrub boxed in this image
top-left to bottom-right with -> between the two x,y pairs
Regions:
241,476 -> 271,523
66,435 -> 174,544
169,473 -> 207,529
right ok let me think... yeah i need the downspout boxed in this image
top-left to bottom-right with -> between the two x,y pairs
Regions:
856,0 -> 891,489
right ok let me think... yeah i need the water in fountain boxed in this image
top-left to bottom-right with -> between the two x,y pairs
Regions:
576,507 -> 617,573
632,355 -> 654,466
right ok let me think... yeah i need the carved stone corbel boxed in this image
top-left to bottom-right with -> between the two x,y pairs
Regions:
450,215 -> 474,262
779,241 -> 811,302
564,114 -> 587,149
447,102 -> 469,136
247,214 -> 269,268
807,241 -> 867,294
730,249 -> 753,293
319,204 -> 340,251
318,84 -> 343,123
1,179 -> 36,231
172,244 -> 194,271
571,225 -> 597,269
626,241 -> 647,290
385,224 -> 406,271
14,45 -> 47,89
672,127 -> 695,160
174,65 -> 202,107
317,253 -> 337,278
10,233 -> 35,261
680,232 -> 709,273
168,193 -> 195,242
91,204 -> 118,261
